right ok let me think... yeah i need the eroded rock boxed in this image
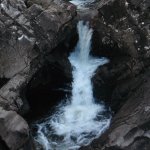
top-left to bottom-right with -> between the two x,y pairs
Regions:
0,0 -> 76,109
0,0 -> 77,149
0,107 -> 29,150
81,0 -> 150,149
91,0 -> 149,114
81,68 -> 150,150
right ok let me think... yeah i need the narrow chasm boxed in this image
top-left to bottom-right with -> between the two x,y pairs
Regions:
24,21 -> 113,150
25,31 -> 78,122
23,19 -> 133,150
1,0 -> 149,150
25,59 -> 72,121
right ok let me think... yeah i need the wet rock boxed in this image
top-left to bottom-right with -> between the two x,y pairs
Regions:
0,107 -> 29,150
0,0 -> 76,110
0,67 -> 35,114
91,0 -> 149,58
27,0 -> 53,8
0,0 -> 77,148
0,139 -> 9,150
93,56 -> 144,111
25,50 -> 72,120
83,0 -> 150,149
0,0 -> 76,79
0,78 -> 9,89
0,0 -> 36,79
91,0 -> 149,113
81,69 -> 150,150
28,2 -> 76,53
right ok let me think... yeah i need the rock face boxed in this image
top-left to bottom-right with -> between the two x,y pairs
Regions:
92,0 -> 150,59
81,0 -> 150,150
0,107 -> 29,150
0,0 -> 76,149
0,0 -> 76,112
81,70 -> 150,150
0,0 -> 149,149
0,0 -> 76,79
25,49 -> 73,121
91,0 -> 150,114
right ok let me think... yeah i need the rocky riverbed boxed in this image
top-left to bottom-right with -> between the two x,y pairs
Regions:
0,0 -> 150,150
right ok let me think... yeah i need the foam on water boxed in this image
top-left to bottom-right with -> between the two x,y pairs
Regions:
70,0 -> 95,9
34,21 -> 111,150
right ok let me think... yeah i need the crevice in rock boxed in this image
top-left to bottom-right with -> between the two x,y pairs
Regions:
0,78 -> 9,89
0,138 -> 9,150
25,61 -> 72,122
24,29 -> 78,122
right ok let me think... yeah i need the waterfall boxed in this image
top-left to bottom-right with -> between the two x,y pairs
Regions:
70,0 -> 95,9
34,21 -> 111,150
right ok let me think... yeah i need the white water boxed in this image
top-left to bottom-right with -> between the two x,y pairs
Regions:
70,0 -> 95,9
34,21 -> 111,150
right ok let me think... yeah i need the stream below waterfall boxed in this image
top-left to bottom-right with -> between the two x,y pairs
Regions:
32,1 -> 111,150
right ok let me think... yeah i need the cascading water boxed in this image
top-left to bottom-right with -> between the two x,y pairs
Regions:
70,0 -> 95,9
33,21 -> 111,150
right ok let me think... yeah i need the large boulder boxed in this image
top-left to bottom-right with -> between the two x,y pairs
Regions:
0,67 -> 34,114
0,107 -> 29,150
92,0 -> 150,58
0,0 -> 76,79
0,0 -> 76,112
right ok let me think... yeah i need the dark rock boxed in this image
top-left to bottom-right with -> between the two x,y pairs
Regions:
0,67 -> 35,114
0,0 -> 76,79
0,0 -> 76,111
0,78 -> 9,89
25,49 -> 72,121
125,137 -> 150,150
26,0 -> 53,8
0,107 -> 29,150
92,57 -> 144,112
82,0 -> 150,149
91,0 -> 150,59
0,138 -> 9,150
81,69 -> 150,150
91,0 -> 149,115
0,0 -> 77,149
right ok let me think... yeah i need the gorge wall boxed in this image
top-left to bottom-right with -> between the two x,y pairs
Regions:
0,0 -> 150,150
81,0 -> 150,150
0,0 -> 76,149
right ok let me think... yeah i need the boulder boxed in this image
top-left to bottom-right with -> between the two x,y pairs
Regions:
0,0 -> 76,112
92,57 -> 144,112
0,67 -> 34,114
92,0 -> 150,59
0,0 -> 76,79
0,107 -> 29,150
